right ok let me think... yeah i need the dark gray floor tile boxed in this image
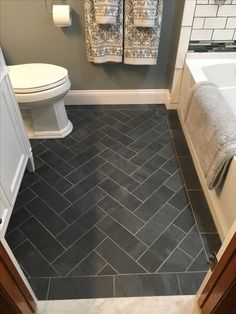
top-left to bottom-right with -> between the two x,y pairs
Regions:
127,111 -> 154,129
155,131 -> 172,147
178,272 -> 206,295
164,170 -> 184,192
99,162 -> 139,192
13,241 -> 59,277
158,248 -> 193,272
7,207 -> 31,232
76,105 -> 114,111
158,143 -> 175,160
31,180 -> 70,213
98,196 -> 144,234
130,141 -> 164,167
161,155 -> 179,174
131,154 -> 167,183
97,215 -> 147,260
100,126 -> 133,146
171,130 -> 190,157
188,190 -> 217,233
64,170 -> 106,203
43,140 -> 76,161
101,114 -> 132,134
114,105 -> 148,110
100,136 -> 136,159
168,187 -> 190,211
72,120 -> 105,142
98,265 -> 118,275
6,228 -> 27,250
200,233 -> 221,258
28,278 -> 50,300
173,205 -> 195,233
188,250 -> 209,271
39,150 -> 74,176
115,274 -> 180,297
66,155 -> 106,185
136,203 -> 179,246
134,185 -> 175,221
127,119 -> 157,140
154,119 -> 169,133
129,129 -> 160,152
100,149 -> 137,175
56,134 -> 78,148
48,276 -> 113,300
14,188 -> 36,211
96,238 -> 146,274
178,157 -> 201,189
71,131 -> 105,155
68,251 -> 106,276
99,178 -> 142,212
37,163 -> 73,194
107,110 -> 131,122
26,197 -> 67,236
32,143 -> 48,157
61,186 -> 106,224
167,110 -> 182,131
138,224 -> 185,272
69,143 -> 105,169
20,171 -> 40,191
179,226 -> 203,259
57,206 -> 106,248
133,169 -> 170,201
52,227 -> 106,276
20,217 -> 65,262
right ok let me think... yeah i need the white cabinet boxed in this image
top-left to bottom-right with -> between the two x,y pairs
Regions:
0,48 -> 35,238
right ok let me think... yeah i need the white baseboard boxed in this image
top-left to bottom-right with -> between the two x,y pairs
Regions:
65,89 -> 170,107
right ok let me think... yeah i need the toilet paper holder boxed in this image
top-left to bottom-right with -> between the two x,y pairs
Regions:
44,0 -> 72,27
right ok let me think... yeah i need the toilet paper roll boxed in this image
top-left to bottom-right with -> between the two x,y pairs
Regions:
53,5 -> 72,27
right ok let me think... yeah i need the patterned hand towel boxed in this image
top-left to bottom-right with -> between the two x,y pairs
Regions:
94,0 -> 119,24
133,0 -> 158,27
124,0 -> 163,65
84,0 -> 123,63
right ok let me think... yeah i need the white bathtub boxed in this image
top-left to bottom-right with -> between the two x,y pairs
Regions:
178,52 -> 236,240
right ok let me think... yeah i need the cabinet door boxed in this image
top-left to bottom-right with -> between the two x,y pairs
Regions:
0,79 -> 28,206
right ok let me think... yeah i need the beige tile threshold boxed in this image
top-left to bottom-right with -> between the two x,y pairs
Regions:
36,295 -> 202,314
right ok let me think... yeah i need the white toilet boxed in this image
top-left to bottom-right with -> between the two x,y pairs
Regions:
8,63 -> 73,139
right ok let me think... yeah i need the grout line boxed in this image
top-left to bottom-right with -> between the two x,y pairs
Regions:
185,248 -> 207,272
176,273 -> 183,295
46,278 -> 51,300
113,275 -> 115,297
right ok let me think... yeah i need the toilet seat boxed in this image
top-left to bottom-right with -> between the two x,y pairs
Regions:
9,63 -> 68,94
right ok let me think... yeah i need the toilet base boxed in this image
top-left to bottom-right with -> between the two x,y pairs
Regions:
24,118 -> 73,139
20,98 -> 73,139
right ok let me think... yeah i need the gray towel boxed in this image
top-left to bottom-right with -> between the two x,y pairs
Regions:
133,0 -> 158,27
93,0 -> 119,24
84,0 -> 123,63
124,0 -> 163,65
185,82 -> 236,189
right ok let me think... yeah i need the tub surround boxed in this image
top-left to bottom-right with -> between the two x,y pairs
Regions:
178,52 -> 236,240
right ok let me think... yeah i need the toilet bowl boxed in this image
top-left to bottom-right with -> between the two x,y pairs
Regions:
8,63 -> 73,139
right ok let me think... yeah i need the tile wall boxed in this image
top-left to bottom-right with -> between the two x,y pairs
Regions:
170,0 -> 236,109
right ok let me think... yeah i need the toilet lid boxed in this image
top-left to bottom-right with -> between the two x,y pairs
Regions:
9,63 -> 68,93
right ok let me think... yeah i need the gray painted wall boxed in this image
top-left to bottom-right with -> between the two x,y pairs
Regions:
0,0 -> 184,90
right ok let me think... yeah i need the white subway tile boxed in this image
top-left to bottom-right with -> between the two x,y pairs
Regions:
193,17 -> 205,28
226,17 -> 236,28
212,29 -> 234,40
209,0 -> 232,3
232,0 -> 236,4
195,5 -> 218,17
197,0 -> 208,4
191,29 -> 213,40
234,30 -> 236,39
182,1 -> 196,26
204,17 -> 227,28
218,5 -> 236,17
175,27 -> 192,69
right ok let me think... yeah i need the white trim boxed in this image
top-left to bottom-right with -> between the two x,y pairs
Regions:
65,89 -> 170,107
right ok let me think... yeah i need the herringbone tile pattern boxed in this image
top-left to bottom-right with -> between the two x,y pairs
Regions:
6,105 -> 221,300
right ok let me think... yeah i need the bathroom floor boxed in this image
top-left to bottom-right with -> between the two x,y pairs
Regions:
6,105 -> 221,300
